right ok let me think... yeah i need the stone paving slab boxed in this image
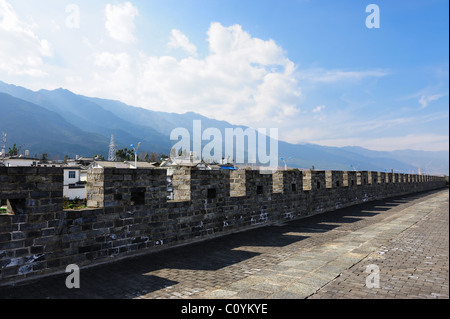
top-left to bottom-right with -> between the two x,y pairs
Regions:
309,189 -> 449,299
0,189 -> 448,300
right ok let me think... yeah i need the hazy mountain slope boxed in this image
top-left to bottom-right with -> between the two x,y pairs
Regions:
83,96 -> 413,171
0,81 -> 170,154
84,96 -> 247,136
342,146 -> 449,175
0,80 -> 447,174
0,92 -> 108,158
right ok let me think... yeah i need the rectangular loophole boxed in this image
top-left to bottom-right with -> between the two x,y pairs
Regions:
256,185 -> 263,195
316,181 -> 321,189
207,188 -> 217,199
130,191 -> 145,206
336,181 -> 340,187
291,184 -> 296,192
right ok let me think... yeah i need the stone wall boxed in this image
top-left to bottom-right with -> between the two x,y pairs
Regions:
0,166 -> 447,286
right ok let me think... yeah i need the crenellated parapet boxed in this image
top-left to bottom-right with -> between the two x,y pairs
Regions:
0,166 -> 447,286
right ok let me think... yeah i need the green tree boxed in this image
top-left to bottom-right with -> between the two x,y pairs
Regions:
8,143 -> 19,156
150,152 -> 159,163
115,148 -> 134,161
41,153 -> 49,163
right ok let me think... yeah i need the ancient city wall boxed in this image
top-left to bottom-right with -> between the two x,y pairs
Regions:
0,166 -> 447,286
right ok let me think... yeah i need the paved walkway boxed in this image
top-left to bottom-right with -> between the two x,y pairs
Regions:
310,189 -> 449,299
0,189 -> 448,299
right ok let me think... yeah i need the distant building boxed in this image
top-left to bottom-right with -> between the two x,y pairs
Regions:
63,167 -> 87,200
125,161 -> 157,169
88,161 -> 157,169
68,156 -> 94,167
1,156 -> 39,167
89,161 -> 129,169
159,152 -> 236,176
62,157 -> 93,200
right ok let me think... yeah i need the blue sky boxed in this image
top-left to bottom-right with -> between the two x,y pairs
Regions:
0,0 -> 448,151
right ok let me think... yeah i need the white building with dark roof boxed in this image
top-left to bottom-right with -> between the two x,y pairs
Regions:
63,166 -> 87,200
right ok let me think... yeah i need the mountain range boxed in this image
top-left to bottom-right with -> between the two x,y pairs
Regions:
0,80 -> 448,175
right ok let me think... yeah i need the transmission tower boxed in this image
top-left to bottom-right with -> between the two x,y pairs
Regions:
108,134 -> 116,161
1,132 -> 6,157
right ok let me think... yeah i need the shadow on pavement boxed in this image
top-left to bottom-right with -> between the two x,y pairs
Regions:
0,189 -> 439,299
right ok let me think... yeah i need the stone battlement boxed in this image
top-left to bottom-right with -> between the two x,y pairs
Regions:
0,166 -> 447,286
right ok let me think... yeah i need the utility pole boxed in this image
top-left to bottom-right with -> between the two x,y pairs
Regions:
130,142 -> 141,169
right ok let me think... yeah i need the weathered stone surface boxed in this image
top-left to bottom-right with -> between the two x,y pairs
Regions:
0,166 -> 447,286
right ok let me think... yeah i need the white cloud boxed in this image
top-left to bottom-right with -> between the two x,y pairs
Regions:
86,22 -> 302,128
94,52 -> 131,69
92,52 -> 135,101
83,22 -> 401,132
105,2 -> 139,43
207,22 -> 286,65
418,93 -> 446,109
300,68 -> 389,83
0,0 -> 52,76
312,105 -> 326,113
167,29 -> 198,56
